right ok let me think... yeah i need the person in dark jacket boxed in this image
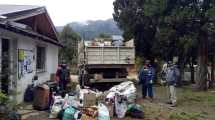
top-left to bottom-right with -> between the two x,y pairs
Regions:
138,60 -> 155,101
56,64 -> 70,91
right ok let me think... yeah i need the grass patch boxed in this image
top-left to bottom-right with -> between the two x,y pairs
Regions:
177,88 -> 215,106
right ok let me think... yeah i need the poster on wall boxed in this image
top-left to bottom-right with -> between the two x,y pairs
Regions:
18,49 -> 34,78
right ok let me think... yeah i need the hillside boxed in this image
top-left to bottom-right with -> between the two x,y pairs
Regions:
56,19 -> 122,40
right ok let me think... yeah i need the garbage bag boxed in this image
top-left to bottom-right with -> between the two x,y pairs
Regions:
49,103 -> 62,118
98,103 -> 110,120
74,110 -> 82,120
62,107 -> 76,120
49,96 -> 64,119
24,84 -> 34,102
127,104 -> 143,111
106,81 -> 137,103
127,104 -> 144,119
63,94 -> 80,109
115,96 -> 127,119
57,109 -> 65,120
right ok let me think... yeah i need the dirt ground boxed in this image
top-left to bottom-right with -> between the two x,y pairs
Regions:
21,85 -> 215,120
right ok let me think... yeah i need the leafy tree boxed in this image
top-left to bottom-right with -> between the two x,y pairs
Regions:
98,33 -> 111,38
113,0 -> 165,59
170,0 -> 215,90
113,0 -> 215,90
58,25 -> 81,68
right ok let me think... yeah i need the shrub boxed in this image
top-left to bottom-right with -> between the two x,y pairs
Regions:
0,90 -> 9,105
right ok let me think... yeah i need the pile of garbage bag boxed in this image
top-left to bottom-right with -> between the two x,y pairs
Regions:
48,81 -> 143,119
106,81 -> 137,103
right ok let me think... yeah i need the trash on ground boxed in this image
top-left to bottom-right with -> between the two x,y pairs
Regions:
32,81 -> 140,119
115,95 -> 128,119
98,103 -> 110,120
127,103 -> 144,119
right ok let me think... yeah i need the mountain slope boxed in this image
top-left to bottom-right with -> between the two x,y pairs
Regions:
56,19 -> 122,40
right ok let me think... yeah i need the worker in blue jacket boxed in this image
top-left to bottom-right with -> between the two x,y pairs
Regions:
138,60 -> 155,101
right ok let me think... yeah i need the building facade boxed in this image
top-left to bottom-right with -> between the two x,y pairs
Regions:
0,5 -> 61,103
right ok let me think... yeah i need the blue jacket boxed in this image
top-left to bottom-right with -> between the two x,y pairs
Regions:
138,66 -> 155,85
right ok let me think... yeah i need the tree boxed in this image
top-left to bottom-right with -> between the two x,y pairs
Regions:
113,0 -> 166,59
58,25 -> 81,68
98,33 -> 111,38
113,0 -> 215,90
155,0 -> 215,89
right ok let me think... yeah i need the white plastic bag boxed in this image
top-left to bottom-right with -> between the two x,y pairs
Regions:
115,96 -> 127,119
98,103 -> 110,120
63,94 -> 80,109
49,96 -> 64,118
106,81 -> 137,103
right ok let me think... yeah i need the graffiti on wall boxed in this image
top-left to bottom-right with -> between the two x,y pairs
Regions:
18,49 -> 34,78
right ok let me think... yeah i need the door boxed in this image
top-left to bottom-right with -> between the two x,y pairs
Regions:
1,38 -> 10,94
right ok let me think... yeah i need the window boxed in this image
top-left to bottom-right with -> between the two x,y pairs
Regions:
36,46 -> 46,71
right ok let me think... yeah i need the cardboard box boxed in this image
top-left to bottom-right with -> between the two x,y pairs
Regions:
82,107 -> 98,118
50,73 -> 56,81
81,114 -> 97,120
83,92 -> 97,107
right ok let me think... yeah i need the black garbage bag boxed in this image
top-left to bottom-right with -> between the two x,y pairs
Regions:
57,109 -> 65,120
127,104 -> 144,119
129,108 -> 144,119
24,84 -> 34,102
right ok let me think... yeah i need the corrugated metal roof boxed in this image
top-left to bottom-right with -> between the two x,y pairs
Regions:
0,4 -> 41,16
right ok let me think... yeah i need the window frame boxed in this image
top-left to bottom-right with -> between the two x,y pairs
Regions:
36,45 -> 47,73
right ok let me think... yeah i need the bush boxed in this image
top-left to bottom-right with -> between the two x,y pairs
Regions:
0,90 -> 9,105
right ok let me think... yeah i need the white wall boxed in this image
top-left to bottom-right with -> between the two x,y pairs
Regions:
0,28 -> 59,103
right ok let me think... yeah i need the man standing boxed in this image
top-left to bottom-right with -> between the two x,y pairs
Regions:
138,60 -> 155,101
166,61 -> 180,107
57,63 -> 70,91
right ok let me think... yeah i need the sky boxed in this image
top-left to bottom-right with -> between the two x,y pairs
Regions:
0,0 -> 115,26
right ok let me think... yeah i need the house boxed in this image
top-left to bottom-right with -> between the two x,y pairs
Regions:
0,5 -> 61,103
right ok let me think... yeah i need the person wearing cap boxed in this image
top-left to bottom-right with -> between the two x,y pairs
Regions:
138,60 -> 155,101
166,61 -> 180,107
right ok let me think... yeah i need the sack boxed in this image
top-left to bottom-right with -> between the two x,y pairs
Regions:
115,96 -> 127,119
24,85 -> 34,102
129,108 -> 144,118
74,111 -> 82,120
106,81 -> 137,103
63,107 -> 76,120
98,103 -> 110,120
49,104 -> 62,118
49,96 -> 64,119
105,102 -> 114,118
63,94 -> 80,109
57,109 -> 65,120
127,104 -> 144,118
